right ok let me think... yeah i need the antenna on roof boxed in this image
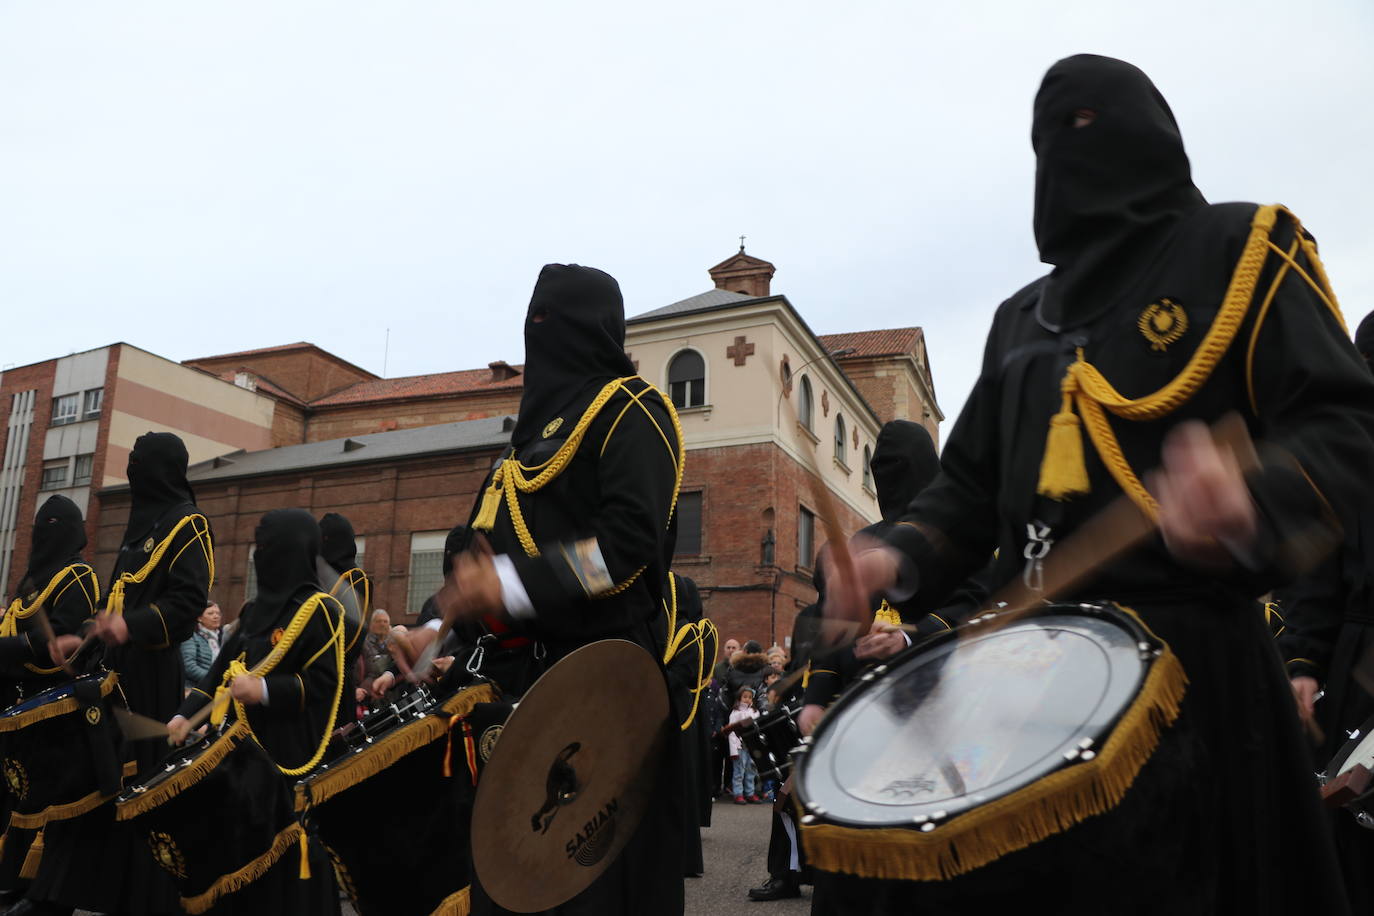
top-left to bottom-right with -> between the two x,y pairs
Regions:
383,328 -> 390,378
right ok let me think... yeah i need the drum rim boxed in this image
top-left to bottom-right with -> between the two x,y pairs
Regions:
1325,711 -> 1374,784
794,601 -> 1165,828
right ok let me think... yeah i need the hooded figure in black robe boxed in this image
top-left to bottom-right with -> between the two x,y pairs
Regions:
0,495 -> 98,694
175,508 -> 344,915
458,264 -> 685,915
1274,307 -> 1374,911
806,55 -> 1371,916
418,524 -> 470,626
28,431 -> 213,915
319,512 -> 367,723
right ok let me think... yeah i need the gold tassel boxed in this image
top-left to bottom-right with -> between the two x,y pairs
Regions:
297,826 -> 311,880
19,829 -> 43,880
430,886 -> 471,916
106,580 -> 125,618
1036,379 -> 1091,500
472,471 -> 504,532
873,601 -> 902,628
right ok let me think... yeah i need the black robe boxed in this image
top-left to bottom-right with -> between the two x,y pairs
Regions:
30,501 -> 212,913
178,586 -> 347,916
808,202 -> 1373,916
468,373 -> 684,915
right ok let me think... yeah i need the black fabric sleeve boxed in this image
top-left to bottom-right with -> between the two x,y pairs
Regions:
258,598 -> 344,720
512,386 -> 680,616
177,631 -> 244,720
125,518 -> 212,649
1274,554 -> 1345,682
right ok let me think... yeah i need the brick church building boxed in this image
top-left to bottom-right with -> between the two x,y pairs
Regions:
87,247 -> 942,648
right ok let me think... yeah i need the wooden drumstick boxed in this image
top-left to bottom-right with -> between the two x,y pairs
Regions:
412,533 -> 493,681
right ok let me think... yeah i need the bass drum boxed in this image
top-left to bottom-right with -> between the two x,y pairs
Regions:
294,678 -> 501,916
794,602 -> 1186,882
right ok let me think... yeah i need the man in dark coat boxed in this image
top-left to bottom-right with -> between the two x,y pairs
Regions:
22,432 -> 213,916
815,55 -> 1372,915
445,263 -> 685,915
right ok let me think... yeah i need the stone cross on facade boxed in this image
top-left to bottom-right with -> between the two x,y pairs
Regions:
726,336 -> 755,366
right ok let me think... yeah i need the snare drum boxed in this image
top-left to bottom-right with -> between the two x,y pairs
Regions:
794,602 -> 1185,881
1321,714 -> 1374,827
115,720 -> 296,915
294,680 -> 498,916
0,672 -> 125,830
738,705 -> 802,782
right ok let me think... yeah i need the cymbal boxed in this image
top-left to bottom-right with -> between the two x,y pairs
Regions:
472,639 -> 669,913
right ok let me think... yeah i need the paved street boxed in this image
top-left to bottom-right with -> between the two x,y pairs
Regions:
688,797 -> 811,915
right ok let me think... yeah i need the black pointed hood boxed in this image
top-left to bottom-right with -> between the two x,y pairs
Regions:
1355,310 -> 1374,374
19,495 -> 86,598
124,432 -> 194,544
242,509 -> 321,635
870,420 -> 940,522
1032,55 -> 1206,328
510,264 -> 635,448
319,512 -> 358,576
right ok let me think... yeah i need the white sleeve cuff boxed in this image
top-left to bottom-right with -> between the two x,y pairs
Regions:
260,679 -> 270,706
493,554 -> 536,621
901,630 -> 913,647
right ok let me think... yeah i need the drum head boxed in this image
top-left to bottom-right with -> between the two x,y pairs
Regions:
800,611 -> 1148,826
471,640 -> 668,913
1328,715 -> 1374,779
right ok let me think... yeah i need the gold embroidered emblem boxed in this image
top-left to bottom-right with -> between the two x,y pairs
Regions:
85,706 -> 102,725
479,724 -> 504,762
3,758 -> 29,800
1138,298 -> 1188,352
143,538 -> 155,553
542,417 -> 564,438
148,831 -> 188,879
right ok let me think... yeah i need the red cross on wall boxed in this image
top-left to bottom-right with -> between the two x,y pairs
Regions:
727,336 -> 755,366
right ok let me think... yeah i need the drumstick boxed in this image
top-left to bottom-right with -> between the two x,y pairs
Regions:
32,606 -> 78,677
413,533 -> 494,681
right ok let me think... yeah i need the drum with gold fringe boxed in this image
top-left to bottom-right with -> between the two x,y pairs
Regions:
793,602 -> 1185,882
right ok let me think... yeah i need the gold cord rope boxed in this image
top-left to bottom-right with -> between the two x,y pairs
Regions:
105,515 -> 215,617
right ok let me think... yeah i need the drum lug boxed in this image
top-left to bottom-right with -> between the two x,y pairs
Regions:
801,814 -> 817,825
873,665 -> 888,677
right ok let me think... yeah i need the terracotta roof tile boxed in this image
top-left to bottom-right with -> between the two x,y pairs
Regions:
310,365 -> 525,407
818,328 -> 922,360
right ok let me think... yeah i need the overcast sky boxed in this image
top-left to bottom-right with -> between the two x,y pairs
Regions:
3,1 -> 1371,431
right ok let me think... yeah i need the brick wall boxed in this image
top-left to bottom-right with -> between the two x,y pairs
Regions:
185,349 -> 374,403
0,360 -> 57,593
269,400 -> 308,447
305,391 -> 522,442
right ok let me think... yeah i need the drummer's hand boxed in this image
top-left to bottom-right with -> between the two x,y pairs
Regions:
167,716 -> 192,746
821,537 -> 901,628
354,687 -> 368,703
854,622 -> 908,662
449,548 -> 502,622
93,613 -> 130,646
229,674 -> 266,705
371,671 -> 396,698
798,703 -> 825,737
1291,676 -> 1320,721
432,655 -> 454,675
49,633 -> 83,666
1153,421 -> 1258,569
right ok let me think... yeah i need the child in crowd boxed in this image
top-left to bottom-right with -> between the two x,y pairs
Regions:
728,685 -> 762,804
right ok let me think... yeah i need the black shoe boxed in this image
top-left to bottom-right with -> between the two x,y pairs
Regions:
747,875 -> 801,901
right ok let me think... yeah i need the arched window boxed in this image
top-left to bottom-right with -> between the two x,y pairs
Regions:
798,376 -> 814,432
667,349 -> 705,409
835,414 -> 847,465
862,444 -> 873,491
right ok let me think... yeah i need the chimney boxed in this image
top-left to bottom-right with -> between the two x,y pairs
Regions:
488,360 -> 520,382
708,243 -> 775,299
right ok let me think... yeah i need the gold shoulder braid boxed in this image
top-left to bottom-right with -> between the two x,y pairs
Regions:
1036,204 -> 1347,519
659,575 -> 720,731
472,376 -> 685,568
1,564 -> 99,671
105,515 -> 215,618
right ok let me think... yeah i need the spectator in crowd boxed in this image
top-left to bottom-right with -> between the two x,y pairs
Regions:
712,637 -> 741,683
766,644 -> 787,671
359,609 -> 393,708
180,601 -> 222,684
727,685 -> 761,804
723,639 -> 771,700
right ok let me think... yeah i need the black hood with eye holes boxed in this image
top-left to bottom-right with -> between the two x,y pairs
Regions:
510,264 -> 636,449
124,432 -> 195,545
242,508 -> 322,636
1032,54 -> 1206,329
19,494 -> 86,598
870,420 -> 940,522
319,512 -> 358,575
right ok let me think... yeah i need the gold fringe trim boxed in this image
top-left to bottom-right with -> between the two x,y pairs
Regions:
181,823 -> 304,915
10,786 -> 110,829
431,885 -> 470,916
0,671 -> 119,733
18,828 -> 43,880
115,721 -> 251,821
800,626 -> 1187,881
293,683 -> 496,812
